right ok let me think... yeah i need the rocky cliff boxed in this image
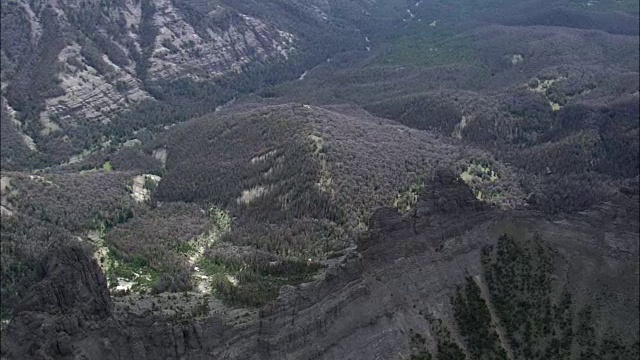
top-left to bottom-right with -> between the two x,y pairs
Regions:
1,242 -> 113,358
0,0 -> 296,137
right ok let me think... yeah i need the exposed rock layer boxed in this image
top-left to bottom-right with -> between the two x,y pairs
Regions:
1,0 -> 295,131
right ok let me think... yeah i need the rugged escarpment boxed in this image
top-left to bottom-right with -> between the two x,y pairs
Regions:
360,169 -> 491,262
0,0 -> 296,131
1,241 -> 218,360
254,175 -> 639,359
3,173 -> 637,359
2,243 -> 113,358
19,244 -> 112,317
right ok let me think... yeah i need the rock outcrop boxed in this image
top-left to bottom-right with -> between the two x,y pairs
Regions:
1,0 -> 296,131
17,244 -> 113,317
2,242 -> 113,358
361,169 -> 491,263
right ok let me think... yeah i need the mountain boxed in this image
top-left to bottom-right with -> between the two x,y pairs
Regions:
1,0 -> 638,359
2,0 -> 291,120
0,0 -> 368,168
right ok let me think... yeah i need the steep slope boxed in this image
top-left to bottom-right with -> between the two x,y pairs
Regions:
0,0 -> 373,168
2,171 -> 637,359
1,0 -> 295,134
140,103 -> 524,305
256,173 -> 639,360
3,0 -> 637,172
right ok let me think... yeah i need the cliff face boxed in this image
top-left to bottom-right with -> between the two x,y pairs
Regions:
0,0 -> 295,135
1,243 -> 114,358
4,173 -> 637,359
255,175 -> 639,359
253,170 -> 496,359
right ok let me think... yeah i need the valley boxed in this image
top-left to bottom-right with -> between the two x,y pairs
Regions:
0,0 -> 638,359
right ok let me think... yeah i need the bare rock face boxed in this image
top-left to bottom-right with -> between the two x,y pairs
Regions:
17,243 -> 113,318
148,0 -> 295,80
2,242 -> 113,358
1,0 -> 296,131
252,172 -> 639,359
248,172 -> 494,359
361,169 -> 490,262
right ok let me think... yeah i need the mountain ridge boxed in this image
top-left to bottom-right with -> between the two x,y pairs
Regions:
2,172 -> 637,359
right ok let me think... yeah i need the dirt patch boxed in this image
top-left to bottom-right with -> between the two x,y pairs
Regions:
152,148 -> 167,167
183,207 -> 232,294
250,149 -> 278,164
452,115 -> 471,139
131,174 -> 161,202
527,76 -> 567,111
2,176 -> 21,216
237,185 -> 270,205
308,134 -> 332,193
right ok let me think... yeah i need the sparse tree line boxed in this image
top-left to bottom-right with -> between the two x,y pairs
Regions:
408,234 -> 639,359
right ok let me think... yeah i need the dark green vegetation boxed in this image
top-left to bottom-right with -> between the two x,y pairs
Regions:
201,253 -> 323,307
156,107 -> 345,256
452,278 -> 508,360
409,319 -> 467,360
407,234 -> 639,360
156,103 -> 511,248
431,322 -> 467,360
149,103 -> 520,305
104,202 -> 210,293
481,235 -> 639,360
482,235 -> 561,359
